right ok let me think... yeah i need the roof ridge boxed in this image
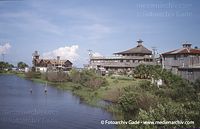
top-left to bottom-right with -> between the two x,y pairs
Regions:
114,44 -> 152,54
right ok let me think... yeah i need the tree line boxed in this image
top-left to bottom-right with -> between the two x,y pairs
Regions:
0,61 -> 28,71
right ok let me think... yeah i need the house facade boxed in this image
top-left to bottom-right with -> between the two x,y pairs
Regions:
162,43 -> 200,81
88,39 -> 156,74
32,51 -> 72,72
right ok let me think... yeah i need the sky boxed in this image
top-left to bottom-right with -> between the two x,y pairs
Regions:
0,0 -> 200,67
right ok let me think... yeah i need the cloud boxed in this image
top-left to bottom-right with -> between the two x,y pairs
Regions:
0,43 -> 11,54
92,52 -> 103,57
42,45 -> 79,62
0,12 -> 63,35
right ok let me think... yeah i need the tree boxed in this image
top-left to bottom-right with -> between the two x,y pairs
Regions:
17,61 -> 28,69
134,65 -> 162,79
0,61 -> 14,70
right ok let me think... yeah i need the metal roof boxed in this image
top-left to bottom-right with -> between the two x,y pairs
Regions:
114,39 -> 152,55
162,47 -> 200,55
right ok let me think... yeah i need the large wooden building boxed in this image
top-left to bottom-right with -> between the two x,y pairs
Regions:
32,51 -> 72,72
162,43 -> 200,81
88,39 -> 156,74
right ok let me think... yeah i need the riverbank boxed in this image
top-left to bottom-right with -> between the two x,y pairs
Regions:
13,71 -> 138,124
8,67 -> 200,129
16,71 -> 136,107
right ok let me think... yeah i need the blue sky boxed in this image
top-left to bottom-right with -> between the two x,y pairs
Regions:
0,0 -> 200,67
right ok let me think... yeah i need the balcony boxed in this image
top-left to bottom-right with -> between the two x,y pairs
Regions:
91,61 -> 156,68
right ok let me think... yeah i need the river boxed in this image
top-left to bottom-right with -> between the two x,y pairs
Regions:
0,75 -> 115,129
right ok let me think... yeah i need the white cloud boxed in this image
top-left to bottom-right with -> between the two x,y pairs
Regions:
92,52 -> 103,57
0,43 -> 11,54
42,45 -> 79,62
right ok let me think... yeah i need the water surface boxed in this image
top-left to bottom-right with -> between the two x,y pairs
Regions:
0,75 -> 115,129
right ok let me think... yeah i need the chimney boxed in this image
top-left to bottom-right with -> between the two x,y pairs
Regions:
137,39 -> 143,46
182,42 -> 192,48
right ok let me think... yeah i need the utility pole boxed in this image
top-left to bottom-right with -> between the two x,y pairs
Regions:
152,47 -> 157,63
87,49 -> 93,65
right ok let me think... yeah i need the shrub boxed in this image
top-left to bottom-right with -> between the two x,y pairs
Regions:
193,79 -> 200,94
171,80 -> 196,101
118,83 -> 158,119
135,102 -> 196,129
69,69 -> 81,83
46,71 -> 70,82
103,88 -> 122,103
118,91 -> 139,116
69,69 -> 108,89
139,80 -> 151,90
25,71 -> 41,78
72,84 -> 82,90
84,77 -> 108,90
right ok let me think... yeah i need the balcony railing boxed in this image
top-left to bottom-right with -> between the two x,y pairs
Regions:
91,61 -> 156,68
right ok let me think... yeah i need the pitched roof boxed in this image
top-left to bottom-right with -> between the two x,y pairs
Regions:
162,46 -> 200,55
35,59 -> 72,65
114,44 -> 152,55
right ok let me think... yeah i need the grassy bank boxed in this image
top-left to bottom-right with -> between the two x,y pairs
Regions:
17,71 -> 137,108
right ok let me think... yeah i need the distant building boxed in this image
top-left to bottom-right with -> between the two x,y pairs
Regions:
87,39 -> 157,75
32,51 -> 72,72
162,43 -> 200,81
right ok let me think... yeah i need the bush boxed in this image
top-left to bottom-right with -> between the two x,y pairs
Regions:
135,102 -> 196,129
69,69 -> 108,89
72,83 -> 82,90
25,71 -> 41,78
46,71 -> 70,82
69,69 -> 81,83
84,77 -> 108,90
118,91 -> 139,116
171,80 -> 196,101
139,80 -> 151,90
103,88 -> 122,103
118,86 -> 158,119
193,79 -> 200,94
